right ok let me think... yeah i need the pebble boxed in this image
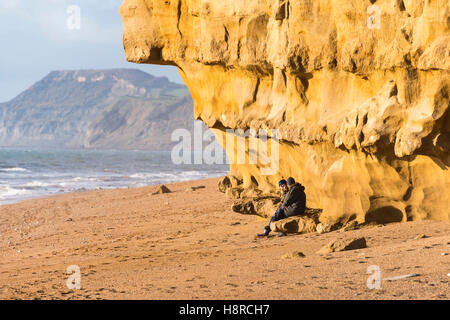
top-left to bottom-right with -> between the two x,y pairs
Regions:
282,251 -> 305,259
441,253 -> 448,256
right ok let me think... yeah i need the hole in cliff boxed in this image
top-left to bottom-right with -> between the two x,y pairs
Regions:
147,46 -> 177,66
365,206 -> 404,224
328,58 -> 337,69
149,47 -> 163,61
405,53 -> 413,65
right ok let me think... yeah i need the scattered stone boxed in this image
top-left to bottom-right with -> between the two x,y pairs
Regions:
317,237 -> 367,254
316,223 -> 332,234
270,216 -> 317,234
66,218 -> 73,222
152,185 -> 172,195
217,176 -> 231,193
231,199 -> 255,214
441,253 -> 448,256
186,185 -> 206,192
339,220 -> 359,232
217,175 -> 242,193
228,175 -> 243,188
225,187 -> 244,199
414,234 -> 428,239
240,188 -> 263,199
282,251 -> 305,259
383,274 -> 420,281
252,196 -> 280,218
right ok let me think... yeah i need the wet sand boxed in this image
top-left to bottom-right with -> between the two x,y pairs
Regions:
0,177 -> 449,299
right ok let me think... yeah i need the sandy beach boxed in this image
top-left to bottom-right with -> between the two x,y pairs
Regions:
0,177 -> 449,300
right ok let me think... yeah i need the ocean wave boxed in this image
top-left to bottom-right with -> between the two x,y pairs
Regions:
0,186 -> 30,199
0,167 -> 29,172
14,180 -> 68,190
72,176 -> 106,182
23,181 -> 52,187
130,172 -> 166,179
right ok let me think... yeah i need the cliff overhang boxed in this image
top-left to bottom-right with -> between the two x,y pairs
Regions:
120,0 -> 449,223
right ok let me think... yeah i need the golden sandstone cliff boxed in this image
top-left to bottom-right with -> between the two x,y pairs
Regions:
120,0 -> 450,225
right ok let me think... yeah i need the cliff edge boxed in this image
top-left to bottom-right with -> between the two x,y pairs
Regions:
120,0 -> 449,224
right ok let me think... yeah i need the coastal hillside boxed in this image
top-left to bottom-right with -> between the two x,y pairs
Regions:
0,69 -> 202,150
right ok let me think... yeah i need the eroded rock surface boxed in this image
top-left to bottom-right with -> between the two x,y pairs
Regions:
121,0 -> 449,224
317,237 -> 367,254
270,215 -> 317,234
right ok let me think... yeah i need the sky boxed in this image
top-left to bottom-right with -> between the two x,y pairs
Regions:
0,0 -> 184,102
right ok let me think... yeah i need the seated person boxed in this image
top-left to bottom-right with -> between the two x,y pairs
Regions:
257,177 -> 306,237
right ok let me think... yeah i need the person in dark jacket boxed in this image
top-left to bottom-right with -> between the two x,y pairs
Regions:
257,177 -> 306,237
280,177 -> 306,218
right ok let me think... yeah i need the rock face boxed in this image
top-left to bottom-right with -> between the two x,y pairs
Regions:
121,0 -> 450,224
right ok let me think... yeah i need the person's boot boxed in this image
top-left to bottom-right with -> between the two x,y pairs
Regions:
257,226 -> 271,237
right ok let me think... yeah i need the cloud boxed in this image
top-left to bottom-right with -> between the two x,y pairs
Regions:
0,0 -> 184,102
0,0 -> 22,11
0,0 -> 124,45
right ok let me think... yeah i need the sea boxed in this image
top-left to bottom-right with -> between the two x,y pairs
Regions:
0,148 -> 229,205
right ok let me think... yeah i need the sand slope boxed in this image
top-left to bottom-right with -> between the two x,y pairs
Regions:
0,178 -> 448,300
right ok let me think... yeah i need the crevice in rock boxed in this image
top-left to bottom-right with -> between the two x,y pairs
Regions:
281,69 -> 287,86
252,78 -> 260,102
237,40 -> 241,60
176,0 -> 182,37
224,26 -> 229,50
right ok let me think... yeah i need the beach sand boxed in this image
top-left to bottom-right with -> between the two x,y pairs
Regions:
0,177 -> 449,300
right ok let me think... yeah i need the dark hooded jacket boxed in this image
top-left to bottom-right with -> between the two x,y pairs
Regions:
281,183 -> 306,217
